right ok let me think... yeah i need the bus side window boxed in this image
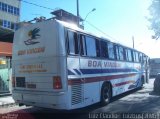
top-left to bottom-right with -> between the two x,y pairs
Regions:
80,35 -> 97,57
123,48 -> 127,61
127,49 -> 132,62
131,50 -> 134,62
85,36 -> 97,57
125,49 -> 129,61
67,30 -> 79,55
136,52 -> 139,62
134,51 -> 139,62
139,53 -> 142,62
115,45 -> 120,60
100,40 -> 108,58
108,42 -> 115,59
119,46 -> 124,61
80,34 -> 87,56
96,39 -> 100,57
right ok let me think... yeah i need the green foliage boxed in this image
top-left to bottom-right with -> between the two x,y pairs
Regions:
149,0 -> 160,39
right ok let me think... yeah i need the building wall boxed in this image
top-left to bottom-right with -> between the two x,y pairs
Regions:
0,41 -> 12,93
0,0 -> 20,30
0,0 -> 18,94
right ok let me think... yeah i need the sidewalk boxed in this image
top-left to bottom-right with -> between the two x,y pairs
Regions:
0,95 -> 15,107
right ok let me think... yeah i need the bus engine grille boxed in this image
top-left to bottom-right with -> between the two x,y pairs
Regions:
71,84 -> 83,105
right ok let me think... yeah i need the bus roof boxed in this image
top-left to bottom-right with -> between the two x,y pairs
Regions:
56,20 -> 148,56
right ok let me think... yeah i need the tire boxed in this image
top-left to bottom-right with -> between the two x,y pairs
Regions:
100,83 -> 112,105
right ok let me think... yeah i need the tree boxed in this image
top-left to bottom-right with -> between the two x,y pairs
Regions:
149,0 -> 160,40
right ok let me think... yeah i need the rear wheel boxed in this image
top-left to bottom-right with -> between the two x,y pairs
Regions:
100,83 -> 112,105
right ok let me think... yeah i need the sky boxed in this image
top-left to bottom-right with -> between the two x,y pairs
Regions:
20,0 -> 160,58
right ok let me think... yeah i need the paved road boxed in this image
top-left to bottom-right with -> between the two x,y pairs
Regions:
1,78 -> 160,119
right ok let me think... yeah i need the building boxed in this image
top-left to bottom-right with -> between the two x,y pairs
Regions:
0,0 -> 20,33
0,0 -> 20,94
51,9 -> 84,29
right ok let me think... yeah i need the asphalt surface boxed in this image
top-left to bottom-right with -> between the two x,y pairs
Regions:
0,78 -> 160,119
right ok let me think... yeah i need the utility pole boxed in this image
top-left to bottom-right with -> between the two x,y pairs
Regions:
132,36 -> 134,49
77,0 -> 79,27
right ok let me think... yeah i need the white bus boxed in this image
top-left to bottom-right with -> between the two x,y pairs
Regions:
150,58 -> 160,77
12,19 -> 149,110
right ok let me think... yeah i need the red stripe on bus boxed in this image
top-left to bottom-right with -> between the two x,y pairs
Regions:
112,80 -> 135,87
68,73 -> 136,85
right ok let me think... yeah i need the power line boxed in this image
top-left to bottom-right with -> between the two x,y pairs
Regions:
85,20 -> 119,43
19,0 -> 54,10
19,0 -> 118,43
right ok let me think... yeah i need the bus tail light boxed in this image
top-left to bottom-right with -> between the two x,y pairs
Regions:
12,77 -> 15,87
53,76 -> 62,89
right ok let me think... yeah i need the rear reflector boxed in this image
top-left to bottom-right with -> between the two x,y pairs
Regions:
12,77 -> 15,87
53,76 -> 62,89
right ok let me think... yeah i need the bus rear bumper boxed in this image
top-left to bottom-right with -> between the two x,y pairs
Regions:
12,90 -> 68,110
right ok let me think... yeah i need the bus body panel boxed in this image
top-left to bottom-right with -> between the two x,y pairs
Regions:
12,19 -> 148,110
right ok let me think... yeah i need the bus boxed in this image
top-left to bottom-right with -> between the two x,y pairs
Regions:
150,58 -> 160,77
12,19 -> 149,110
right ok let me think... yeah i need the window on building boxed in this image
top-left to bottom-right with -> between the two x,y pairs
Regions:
7,21 -> 11,29
1,19 -> 18,30
2,20 -> 7,28
0,2 -> 20,16
3,3 -> 7,12
108,42 -> 115,59
10,6 -> 13,14
8,5 -> 10,13
13,7 -> 16,14
16,8 -> 20,15
2,3 -> 5,11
